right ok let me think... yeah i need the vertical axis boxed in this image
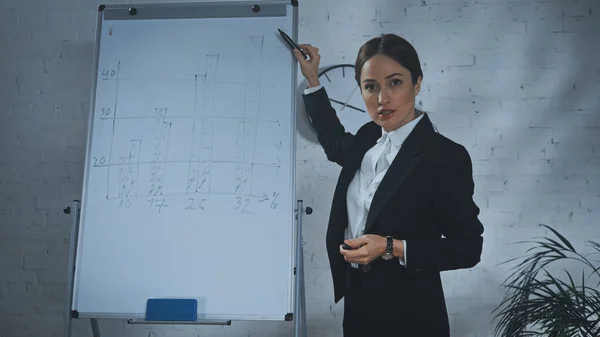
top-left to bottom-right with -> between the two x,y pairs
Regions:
106,60 -> 121,199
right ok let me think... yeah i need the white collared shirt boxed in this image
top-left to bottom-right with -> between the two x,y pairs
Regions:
345,113 -> 423,268
305,85 -> 423,268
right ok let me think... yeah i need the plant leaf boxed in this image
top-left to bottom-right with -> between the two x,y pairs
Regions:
494,225 -> 600,337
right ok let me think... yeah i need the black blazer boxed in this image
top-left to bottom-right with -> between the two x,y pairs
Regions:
303,87 -> 484,333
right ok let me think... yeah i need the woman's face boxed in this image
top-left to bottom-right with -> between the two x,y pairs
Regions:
359,54 -> 422,132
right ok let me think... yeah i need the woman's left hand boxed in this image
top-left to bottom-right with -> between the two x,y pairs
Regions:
340,235 -> 387,265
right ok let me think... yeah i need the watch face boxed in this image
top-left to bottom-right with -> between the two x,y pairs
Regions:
311,64 -> 371,135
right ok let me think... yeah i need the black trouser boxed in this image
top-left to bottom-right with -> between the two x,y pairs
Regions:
343,265 -> 396,337
342,262 -> 450,337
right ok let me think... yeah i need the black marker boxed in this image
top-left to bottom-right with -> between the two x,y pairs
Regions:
342,243 -> 355,250
278,29 -> 308,60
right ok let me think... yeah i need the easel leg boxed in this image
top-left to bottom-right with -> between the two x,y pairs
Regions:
294,200 -> 311,337
90,319 -> 101,337
294,201 -> 302,337
63,200 -> 81,337
299,239 -> 307,337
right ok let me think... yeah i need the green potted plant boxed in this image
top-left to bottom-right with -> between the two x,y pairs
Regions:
493,225 -> 600,337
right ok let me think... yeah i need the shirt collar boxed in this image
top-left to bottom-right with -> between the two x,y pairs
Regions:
376,112 -> 424,148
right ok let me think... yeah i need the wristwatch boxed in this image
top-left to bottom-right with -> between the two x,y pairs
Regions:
381,236 -> 394,260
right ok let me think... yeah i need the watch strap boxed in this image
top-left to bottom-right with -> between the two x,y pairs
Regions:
385,236 -> 393,256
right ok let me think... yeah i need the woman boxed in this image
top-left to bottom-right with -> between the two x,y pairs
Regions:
294,34 -> 484,336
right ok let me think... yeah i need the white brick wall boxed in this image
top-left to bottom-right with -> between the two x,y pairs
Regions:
1,0 -> 599,336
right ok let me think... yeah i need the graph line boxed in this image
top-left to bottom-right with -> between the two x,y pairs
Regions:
106,61 -> 121,199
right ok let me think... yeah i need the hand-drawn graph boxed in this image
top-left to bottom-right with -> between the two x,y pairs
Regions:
118,139 -> 141,198
91,35 -> 286,214
149,108 -> 172,197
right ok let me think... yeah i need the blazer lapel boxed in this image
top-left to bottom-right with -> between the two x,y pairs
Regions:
339,122 -> 381,186
329,122 -> 380,227
364,114 -> 434,233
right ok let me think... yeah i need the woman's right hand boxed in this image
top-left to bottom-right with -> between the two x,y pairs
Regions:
294,44 -> 321,88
